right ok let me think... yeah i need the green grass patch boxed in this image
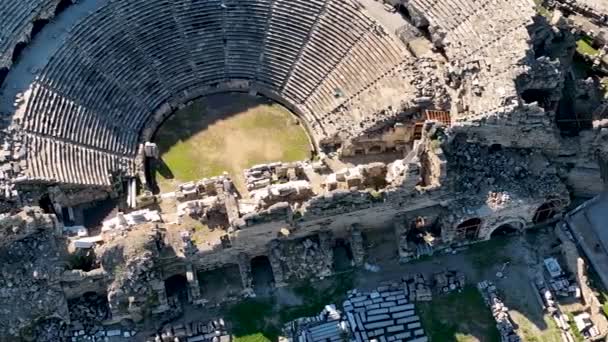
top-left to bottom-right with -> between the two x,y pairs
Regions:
225,274 -> 354,342
153,94 -> 311,193
227,298 -> 280,341
465,237 -> 512,272
419,286 -> 500,342
234,333 -> 273,342
576,36 -> 600,56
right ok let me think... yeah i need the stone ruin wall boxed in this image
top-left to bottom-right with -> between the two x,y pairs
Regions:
157,123 -> 570,280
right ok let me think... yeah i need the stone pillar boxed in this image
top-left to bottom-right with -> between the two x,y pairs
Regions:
350,225 -> 365,267
186,264 -> 201,303
394,217 -> 415,263
67,206 -> 74,222
319,231 -> 334,277
237,253 -> 253,294
268,240 -> 287,287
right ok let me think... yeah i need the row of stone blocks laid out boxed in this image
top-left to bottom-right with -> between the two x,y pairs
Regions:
18,0 -> 410,185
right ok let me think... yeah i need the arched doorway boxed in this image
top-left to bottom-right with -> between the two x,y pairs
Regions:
333,238 -> 353,271
164,274 -> 189,302
250,255 -> 275,295
456,218 -> 482,240
490,224 -> 520,238
533,201 -> 559,224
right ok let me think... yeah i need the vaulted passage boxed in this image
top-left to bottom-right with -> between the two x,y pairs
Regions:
533,201 -> 559,224
251,255 -> 275,295
490,224 -> 519,238
333,238 -> 354,272
164,274 -> 188,302
197,264 -> 243,302
456,218 -> 482,240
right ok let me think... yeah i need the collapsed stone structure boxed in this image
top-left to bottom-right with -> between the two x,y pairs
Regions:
0,0 -> 607,339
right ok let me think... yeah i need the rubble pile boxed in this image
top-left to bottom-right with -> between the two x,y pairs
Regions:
404,274 -> 432,302
97,228 -> 164,320
433,270 -> 465,294
174,176 -> 227,202
301,190 -> 375,218
250,180 -> 314,208
0,229 -> 68,339
148,318 -> 230,342
0,206 -> 58,247
477,281 -> 521,342
68,293 -> 110,336
244,162 -> 306,191
272,235 -> 334,280
30,318 -> 70,342
445,141 -> 565,198
177,196 -> 223,219
323,163 -> 387,191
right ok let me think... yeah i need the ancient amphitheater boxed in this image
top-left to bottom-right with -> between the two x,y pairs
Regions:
0,0 -> 607,340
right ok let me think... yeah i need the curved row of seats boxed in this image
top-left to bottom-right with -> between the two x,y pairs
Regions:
20,0 -> 410,185
0,0 -> 64,78
25,134 -> 134,186
410,0 -> 534,62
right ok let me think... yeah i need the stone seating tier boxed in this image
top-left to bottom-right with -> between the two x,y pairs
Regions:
20,0 -> 412,185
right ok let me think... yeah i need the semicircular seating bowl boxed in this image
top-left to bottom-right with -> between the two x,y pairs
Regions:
17,0 -> 537,187
19,0 -> 412,186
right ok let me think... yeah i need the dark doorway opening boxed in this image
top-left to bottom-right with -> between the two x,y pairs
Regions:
533,201 -> 558,224
456,218 -> 482,240
333,239 -> 353,271
54,0 -> 72,16
11,42 -> 28,63
521,88 -> 553,110
491,224 -> 519,238
31,19 -> 49,37
197,264 -> 242,301
251,255 -> 275,295
38,194 -> 54,214
489,144 -> 502,153
164,274 -> 189,302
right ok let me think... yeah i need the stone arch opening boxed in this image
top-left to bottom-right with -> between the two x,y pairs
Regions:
521,88 -> 553,110
164,274 -> 189,301
533,201 -> 559,224
197,264 -> 242,301
489,144 -> 502,153
251,255 -> 275,294
490,223 -> 520,238
456,218 -> 482,240
38,194 -> 54,214
333,238 -> 353,271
